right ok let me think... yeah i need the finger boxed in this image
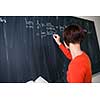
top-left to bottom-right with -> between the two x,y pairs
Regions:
53,34 -> 57,39
53,34 -> 55,39
53,34 -> 58,39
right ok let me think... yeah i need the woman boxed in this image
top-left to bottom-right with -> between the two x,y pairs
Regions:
53,24 -> 92,83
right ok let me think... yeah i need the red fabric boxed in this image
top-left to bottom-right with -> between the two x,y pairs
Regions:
59,44 -> 72,60
59,43 -> 92,83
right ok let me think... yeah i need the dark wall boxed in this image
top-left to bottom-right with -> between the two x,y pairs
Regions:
0,16 -> 100,82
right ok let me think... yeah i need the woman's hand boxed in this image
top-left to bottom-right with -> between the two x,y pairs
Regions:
53,34 -> 61,46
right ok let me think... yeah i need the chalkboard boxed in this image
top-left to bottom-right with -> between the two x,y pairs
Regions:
0,16 -> 100,82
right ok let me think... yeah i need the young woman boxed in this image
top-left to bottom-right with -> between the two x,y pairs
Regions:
53,24 -> 92,83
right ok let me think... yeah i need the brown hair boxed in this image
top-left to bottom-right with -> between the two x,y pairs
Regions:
63,24 -> 86,46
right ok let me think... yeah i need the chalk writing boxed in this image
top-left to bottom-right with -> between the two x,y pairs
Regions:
59,26 -> 64,32
24,18 -> 66,38
25,18 -> 34,28
0,17 -> 7,23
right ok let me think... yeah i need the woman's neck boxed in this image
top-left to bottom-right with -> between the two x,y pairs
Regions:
69,43 -> 83,59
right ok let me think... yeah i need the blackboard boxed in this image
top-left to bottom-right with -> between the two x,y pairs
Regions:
0,16 -> 100,82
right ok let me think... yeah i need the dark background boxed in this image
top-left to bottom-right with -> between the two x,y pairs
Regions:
0,16 -> 100,82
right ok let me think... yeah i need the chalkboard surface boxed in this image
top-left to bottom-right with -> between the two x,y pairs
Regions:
0,16 -> 100,82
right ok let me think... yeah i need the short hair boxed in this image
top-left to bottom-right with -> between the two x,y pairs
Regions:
63,24 -> 87,46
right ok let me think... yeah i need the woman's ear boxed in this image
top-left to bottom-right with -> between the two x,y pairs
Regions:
63,41 -> 69,49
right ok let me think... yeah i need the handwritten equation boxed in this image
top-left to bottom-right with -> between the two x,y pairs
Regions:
25,17 -> 65,39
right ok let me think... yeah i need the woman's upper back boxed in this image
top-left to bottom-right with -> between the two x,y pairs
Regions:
67,52 -> 92,83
